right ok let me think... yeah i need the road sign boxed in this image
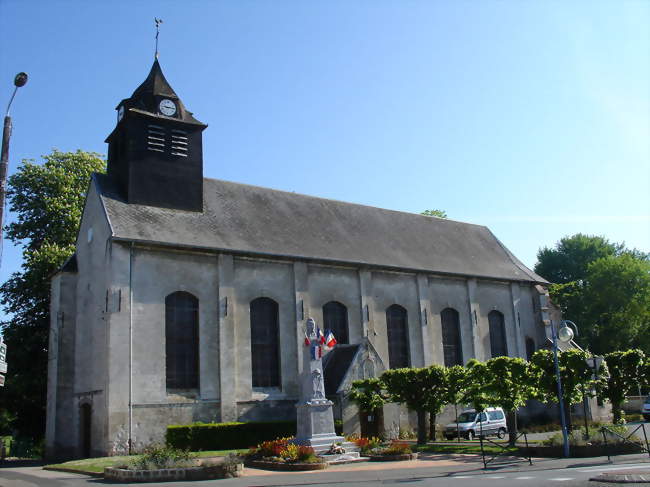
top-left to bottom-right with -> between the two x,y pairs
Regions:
0,362 -> 6,374
0,375 -> 5,387
0,343 -> 6,363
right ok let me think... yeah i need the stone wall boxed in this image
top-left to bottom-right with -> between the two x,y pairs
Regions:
49,188 -> 549,457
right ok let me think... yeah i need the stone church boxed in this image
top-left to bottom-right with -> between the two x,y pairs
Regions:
46,59 -> 555,459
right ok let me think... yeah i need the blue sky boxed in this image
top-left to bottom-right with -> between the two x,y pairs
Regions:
0,0 -> 648,288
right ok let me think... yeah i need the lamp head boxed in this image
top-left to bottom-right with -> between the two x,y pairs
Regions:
14,73 -> 28,88
558,325 -> 574,343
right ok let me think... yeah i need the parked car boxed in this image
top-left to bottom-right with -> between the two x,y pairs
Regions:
642,394 -> 650,421
443,407 -> 508,441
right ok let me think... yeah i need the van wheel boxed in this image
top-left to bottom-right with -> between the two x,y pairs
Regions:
467,430 -> 475,441
497,428 -> 507,439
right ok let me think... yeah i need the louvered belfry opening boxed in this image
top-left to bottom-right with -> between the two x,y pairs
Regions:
441,307 -> 463,366
323,301 -> 349,344
165,291 -> 199,390
147,124 -> 166,153
250,297 -> 281,388
386,304 -> 410,369
171,129 -> 188,157
488,310 -> 508,358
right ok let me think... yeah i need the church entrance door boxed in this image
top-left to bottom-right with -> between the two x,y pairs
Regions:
360,407 -> 383,438
80,403 -> 92,458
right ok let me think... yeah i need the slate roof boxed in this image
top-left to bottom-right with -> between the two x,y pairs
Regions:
94,173 -> 547,283
323,345 -> 361,396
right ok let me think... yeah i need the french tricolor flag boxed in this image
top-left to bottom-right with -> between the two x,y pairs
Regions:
325,330 -> 337,348
317,327 -> 326,345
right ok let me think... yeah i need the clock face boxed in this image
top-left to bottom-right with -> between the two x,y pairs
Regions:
159,99 -> 177,116
117,105 -> 125,122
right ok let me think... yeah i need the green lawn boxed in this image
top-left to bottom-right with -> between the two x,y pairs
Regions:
44,449 -> 247,474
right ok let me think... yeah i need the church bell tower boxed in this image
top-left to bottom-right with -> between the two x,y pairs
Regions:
105,59 -> 207,212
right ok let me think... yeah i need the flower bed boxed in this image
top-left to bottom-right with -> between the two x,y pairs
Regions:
360,439 -> 417,461
103,445 -> 244,482
244,437 -> 328,471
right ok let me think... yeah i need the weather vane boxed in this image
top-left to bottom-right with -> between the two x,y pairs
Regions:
154,18 -> 163,59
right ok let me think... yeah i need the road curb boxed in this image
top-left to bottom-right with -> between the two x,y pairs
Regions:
42,466 -> 103,477
589,471 -> 650,483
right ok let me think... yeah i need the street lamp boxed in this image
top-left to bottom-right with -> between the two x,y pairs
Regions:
0,72 -> 28,270
550,319 -> 578,458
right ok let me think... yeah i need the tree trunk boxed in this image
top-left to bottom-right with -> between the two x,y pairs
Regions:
417,410 -> 427,445
429,412 -> 437,442
507,409 -> 517,446
612,402 -> 623,424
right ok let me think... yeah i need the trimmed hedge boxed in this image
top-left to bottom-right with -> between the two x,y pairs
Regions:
166,421 -> 296,451
167,420 -> 345,451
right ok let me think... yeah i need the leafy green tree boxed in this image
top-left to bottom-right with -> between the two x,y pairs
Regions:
535,234 -> 649,354
483,357 -> 538,445
532,348 -> 606,430
461,359 -> 491,413
0,150 -> 105,438
349,378 -> 387,413
420,365 -> 448,442
602,349 -> 646,423
381,367 -> 434,445
580,255 -> 650,354
420,209 -> 447,218
443,365 -> 468,442
534,234 -> 620,284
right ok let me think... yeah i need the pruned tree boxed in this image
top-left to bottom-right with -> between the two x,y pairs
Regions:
602,349 -> 646,423
443,365 -> 468,442
483,357 -> 538,445
381,367 -> 431,445
420,365 -> 449,442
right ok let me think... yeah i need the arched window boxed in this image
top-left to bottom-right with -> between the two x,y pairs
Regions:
386,304 -> 410,369
488,310 -> 508,358
525,337 -> 536,361
250,297 -> 280,387
165,291 -> 199,390
323,301 -> 349,344
441,308 -> 463,366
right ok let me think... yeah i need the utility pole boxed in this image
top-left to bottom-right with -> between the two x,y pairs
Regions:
0,72 -> 28,270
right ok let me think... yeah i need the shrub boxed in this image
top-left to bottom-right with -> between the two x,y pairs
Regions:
166,421 -> 295,451
542,425 -> 637,447
129,444 -> 197,471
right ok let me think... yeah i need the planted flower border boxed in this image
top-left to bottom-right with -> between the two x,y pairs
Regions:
244,437 -> 328,471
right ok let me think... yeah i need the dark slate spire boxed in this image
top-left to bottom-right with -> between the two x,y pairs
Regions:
115,59 -> 204,126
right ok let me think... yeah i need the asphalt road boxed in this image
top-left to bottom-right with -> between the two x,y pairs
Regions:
1,457 -> 650,487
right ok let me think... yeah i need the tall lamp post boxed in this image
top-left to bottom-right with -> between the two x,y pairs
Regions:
551,319 -> 579,458
0,72 -> 29,270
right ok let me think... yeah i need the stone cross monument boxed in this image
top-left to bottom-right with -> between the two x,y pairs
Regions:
295,318 -> 345,452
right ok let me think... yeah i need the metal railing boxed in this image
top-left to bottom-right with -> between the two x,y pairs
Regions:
478,431 -> 533,469
600,423 -> 650,462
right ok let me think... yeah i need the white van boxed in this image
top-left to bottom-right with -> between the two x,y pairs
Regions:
443,407 -> 508,440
